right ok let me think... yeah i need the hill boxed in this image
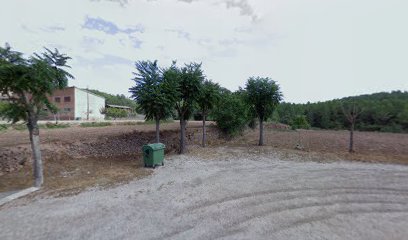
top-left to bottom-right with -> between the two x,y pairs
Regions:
276,91 -> 408,133
87,89 -> 138,111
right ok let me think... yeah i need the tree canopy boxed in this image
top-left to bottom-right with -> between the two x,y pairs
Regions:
277,91 -> 408,133
163,61 -> 204,153
197,79 -> 221,146
88,89 -> 138,111
130,60 -> 176,121
0,44 -> 73,187
244,77 -> 282,145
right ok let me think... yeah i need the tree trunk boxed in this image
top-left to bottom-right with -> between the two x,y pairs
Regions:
202,114 -> 206,147
155,118 -> 160,143
179,118 -> 186,154
349,122 -> 354,153
27,118 -> 43,187
259,118 -> 264,146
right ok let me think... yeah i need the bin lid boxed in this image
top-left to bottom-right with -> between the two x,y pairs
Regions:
143,143 -> 165,150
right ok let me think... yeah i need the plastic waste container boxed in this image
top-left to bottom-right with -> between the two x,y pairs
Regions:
143,143 -> 165,168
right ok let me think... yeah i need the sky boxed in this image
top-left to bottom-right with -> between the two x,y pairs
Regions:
1,0 -> 407,103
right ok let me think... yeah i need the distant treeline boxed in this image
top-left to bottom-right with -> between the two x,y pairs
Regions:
87,89 -> 138,111
276,91 -> 408,133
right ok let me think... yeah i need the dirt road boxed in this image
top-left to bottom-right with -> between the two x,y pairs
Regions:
1,147 -> 407,240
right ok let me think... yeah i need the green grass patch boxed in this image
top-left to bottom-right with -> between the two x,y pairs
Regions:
143,119 -> 174,125
116,120 -> 174,126
12,124 -> 27,131
116,121 -> 143,126
41,122 -> 71,129
80,122 -> 112,128
0,124 -> 8,132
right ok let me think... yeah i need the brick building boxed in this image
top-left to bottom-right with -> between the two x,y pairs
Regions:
43,87 -> 105,121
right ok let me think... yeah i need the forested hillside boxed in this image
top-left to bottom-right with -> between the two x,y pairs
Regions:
87,89 -> 138,110
276,91 -> 408,133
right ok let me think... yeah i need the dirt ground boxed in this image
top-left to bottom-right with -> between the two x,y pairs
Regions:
0,122 -> 408,194
1,146 -> 408,240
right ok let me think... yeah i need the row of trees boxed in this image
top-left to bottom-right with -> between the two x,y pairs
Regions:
130,60 -> 282,153
276,91 -> 408,133
3,44 -> 405,188
100,107 -> 129,119
88,89 -> 139,112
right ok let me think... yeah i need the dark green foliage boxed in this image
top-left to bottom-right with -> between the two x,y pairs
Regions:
277,91 -> 408,133
166,62 -> 204,120
197,79 -> 221,146
244,77 -> 282,121
105,108 -> 128,119
43,122 -> 70,129
197,80 -> 221,117
129,60 -> 176,121
87,89 -> 138,112
248,118 -> 258,129
0,124 -> 8,131
0,44 -> 73,187
163,62 -> 204,153
291,115 -> 310,130
0,44 -> 73,123
244,77 -> 282,145
12,124 -> 27,131
0,101 -> 8,117
212,92 -> 251,137
80,122 -> 112,128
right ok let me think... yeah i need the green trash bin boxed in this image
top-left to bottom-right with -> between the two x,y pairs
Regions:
143,143 -> 165,168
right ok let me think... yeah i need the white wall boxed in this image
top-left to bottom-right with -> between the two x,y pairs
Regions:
74,88 -> 105,120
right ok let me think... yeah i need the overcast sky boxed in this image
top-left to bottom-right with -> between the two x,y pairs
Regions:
2,0 -> 407,103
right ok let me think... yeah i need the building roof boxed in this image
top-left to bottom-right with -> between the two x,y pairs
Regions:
106,104 -> 132,109
75,87 -> 106,100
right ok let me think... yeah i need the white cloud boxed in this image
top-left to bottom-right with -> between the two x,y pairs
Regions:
1,0 -> 407,102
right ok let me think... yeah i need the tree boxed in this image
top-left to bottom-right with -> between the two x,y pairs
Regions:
341,101 -> 362,153
245,77 -> 282,146
276,91 -> 408,133
197,80 -> 220,147
104,108 -> 128,119
212,92 -> 251,137
129,60 -> 176,143
0,44 -> 73,187
164,62 -> 204,154
291,115 -> 310,130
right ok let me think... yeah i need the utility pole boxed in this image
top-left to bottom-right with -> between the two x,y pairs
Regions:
87,86 -> 90,121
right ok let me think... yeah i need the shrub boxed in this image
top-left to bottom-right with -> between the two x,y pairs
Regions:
380,124 -> 404,133
43,122 -> 70,129
12,124 -> 27,131
0,124 -> 8,132
212,93 -> 251,137
80,122 -> 112,128
0,102 -> 8,116
291,115 -> 310,130
105,108 -> 128,119
248,118 -> 258,130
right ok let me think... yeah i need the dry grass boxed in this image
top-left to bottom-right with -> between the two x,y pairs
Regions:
0,153 -> 151,197
1,122 -> 407,196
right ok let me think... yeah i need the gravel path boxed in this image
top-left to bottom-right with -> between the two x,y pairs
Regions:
1,147 -> 408,240
0,190 -> 18,200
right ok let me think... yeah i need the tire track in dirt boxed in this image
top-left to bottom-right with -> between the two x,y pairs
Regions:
166,186 -> 408,239
206,203 -> 408,239
180,186 -> 408,214
211,209 -> 408,240
269,209 -> 408,235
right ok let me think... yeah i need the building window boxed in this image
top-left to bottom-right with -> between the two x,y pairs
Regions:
64,96 -> 71,102
54,97 -> 61,103
64,108 -> 71,112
